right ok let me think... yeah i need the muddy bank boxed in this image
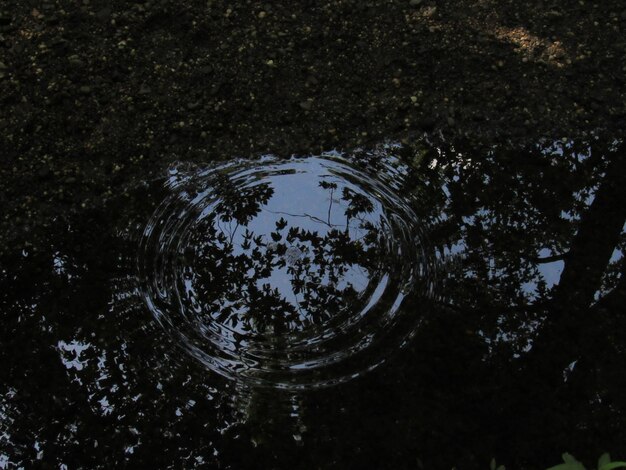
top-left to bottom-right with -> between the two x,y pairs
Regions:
1,0 -> 625,249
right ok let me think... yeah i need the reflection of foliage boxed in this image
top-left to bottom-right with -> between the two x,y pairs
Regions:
214,177 -> 274,225
597,232 -> 625,299
398,139 -> 625,361
342,186 -> 374,228
185,180 -> 383,334
2,141 -> 626,470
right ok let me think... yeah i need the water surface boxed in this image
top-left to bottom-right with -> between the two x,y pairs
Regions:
1,139 -> 625,469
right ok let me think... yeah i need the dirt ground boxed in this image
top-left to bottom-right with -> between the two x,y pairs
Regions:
1,0 -> 625,250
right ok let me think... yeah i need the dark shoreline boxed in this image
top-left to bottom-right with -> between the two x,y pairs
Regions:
2,0 -> 625,247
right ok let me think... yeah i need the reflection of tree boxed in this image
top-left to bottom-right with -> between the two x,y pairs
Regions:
397,138 -> 626,466
403,140 -> 623,349
186,179 -> 381,334
213,177 -> 274,243
2,140 -> 626,469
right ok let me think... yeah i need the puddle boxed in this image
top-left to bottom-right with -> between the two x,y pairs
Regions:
138,150 -> 441,388
1,139 -> 625,469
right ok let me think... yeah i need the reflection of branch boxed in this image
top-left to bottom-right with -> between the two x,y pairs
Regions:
590,260 -> 626,313
266,209 -> 340,228
328,187 -> 334,226
229,221 -> 240,245
291,287 -> 305,319
437,299 -> 549,315
528,252 -> 568,264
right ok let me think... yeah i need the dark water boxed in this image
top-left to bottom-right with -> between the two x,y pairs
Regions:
139,149 -> 438,389
1,139 -> 625,469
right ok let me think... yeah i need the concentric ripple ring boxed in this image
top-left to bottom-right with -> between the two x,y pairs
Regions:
138,149 -> 438,389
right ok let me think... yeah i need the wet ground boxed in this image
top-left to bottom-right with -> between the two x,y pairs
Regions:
1,1 -> 626,469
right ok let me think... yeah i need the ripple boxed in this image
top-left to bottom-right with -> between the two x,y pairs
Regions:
138,149 -> 439,389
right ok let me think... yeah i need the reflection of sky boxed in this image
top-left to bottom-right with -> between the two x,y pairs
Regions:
57,340 -> 91,371
594,221 -> 626,302
535,248 -> 565,289
221,158 -> 384,308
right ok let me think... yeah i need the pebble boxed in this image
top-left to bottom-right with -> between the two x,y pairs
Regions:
305,75 -> 319,87
96,7 -> 112,20
409,0 -> 423,6
68,56 -> 84,67
37,167 -> 51,179
139,84 -> 151,94
299,99 -> 313,111
79,85 -> 91,94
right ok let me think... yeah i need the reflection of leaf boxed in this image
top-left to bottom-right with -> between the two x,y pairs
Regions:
214,179 -> 274,226
318,180 -> 337,190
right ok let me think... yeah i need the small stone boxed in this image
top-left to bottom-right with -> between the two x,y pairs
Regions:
410,96 -> 418,103
79,85 -> 91,94
139,84 -> 151,94
37,166 -> 51,179
409,0 -> 422,6
305,75 -> 319,87
299,99 -> 313,111
96,7 -> 112,20
258,11 -> 267,19
187,101 -> 201,110
68,55 -> 84,67
447,116 -> 455,126
0,61 -> 6,70
424,6 -> 437,17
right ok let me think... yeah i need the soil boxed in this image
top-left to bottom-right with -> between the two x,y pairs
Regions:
1,0 -> 625,249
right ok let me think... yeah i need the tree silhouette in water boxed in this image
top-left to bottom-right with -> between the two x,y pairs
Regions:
184,177 -> 381,335
1,140 -> 626,469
